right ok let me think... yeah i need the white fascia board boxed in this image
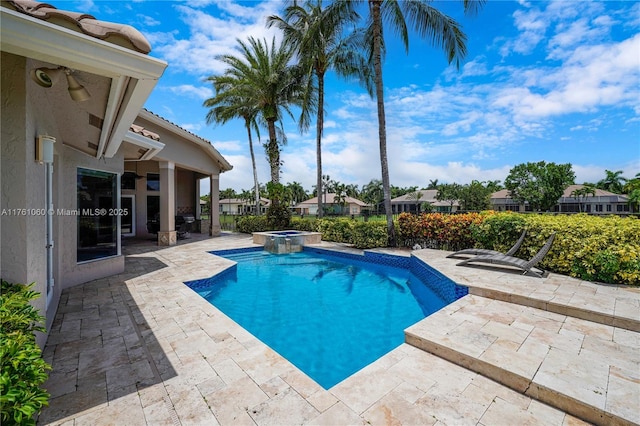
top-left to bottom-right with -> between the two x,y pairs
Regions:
138,110 -> 233,172
124,130 -> 165,161
97,75 -> 129,161
1,8 -> 167,79
103,78 -> 160,158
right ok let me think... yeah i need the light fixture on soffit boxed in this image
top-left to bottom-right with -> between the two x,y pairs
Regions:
30,67 -> 91,102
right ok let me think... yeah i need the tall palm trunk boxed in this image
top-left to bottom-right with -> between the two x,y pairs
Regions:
371,0 -> 396,246
316,67 -> 325,218
266,120 -> 280,184
244,116 -> 261,215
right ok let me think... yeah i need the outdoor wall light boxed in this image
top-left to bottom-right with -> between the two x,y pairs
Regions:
36,135 -> 56,164
30,67 -> 91,102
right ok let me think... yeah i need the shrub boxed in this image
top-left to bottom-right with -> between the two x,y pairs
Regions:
266,201 -> 291,230
470,212 -> 526,253
474,213 -> 640,285
397,212 -> 483,250
351,222 -> 388,249
0,281 -> 51,425
236,215 -> 270,233
316,218 -> 353,243
290,217 -> 318,232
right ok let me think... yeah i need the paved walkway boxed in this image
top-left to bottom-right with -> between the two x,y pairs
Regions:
38,233 -> 639,425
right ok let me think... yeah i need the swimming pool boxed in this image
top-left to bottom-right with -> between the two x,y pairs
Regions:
185,247 -> 466,389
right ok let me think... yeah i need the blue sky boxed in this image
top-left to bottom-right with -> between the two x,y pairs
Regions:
74,0 -> 639,193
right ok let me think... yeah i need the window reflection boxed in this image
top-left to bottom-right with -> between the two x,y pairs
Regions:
77,168 -> 118,262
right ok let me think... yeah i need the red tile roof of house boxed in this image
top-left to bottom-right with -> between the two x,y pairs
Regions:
4,0 -> 152,53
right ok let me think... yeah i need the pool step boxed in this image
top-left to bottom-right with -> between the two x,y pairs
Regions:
405,295 -> 639,426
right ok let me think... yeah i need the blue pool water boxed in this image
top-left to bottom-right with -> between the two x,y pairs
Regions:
186,249 -> 463,389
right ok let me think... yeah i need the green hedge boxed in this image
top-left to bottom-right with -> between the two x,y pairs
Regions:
237,216 -> 388,249
0,281 -> 51,425
236,215 -> 270,233
234,212 -> 639,285
397,212 -> 483,251
470,213 -> 640,285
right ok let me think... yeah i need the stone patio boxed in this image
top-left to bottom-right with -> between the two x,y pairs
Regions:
38,233 -> 640,425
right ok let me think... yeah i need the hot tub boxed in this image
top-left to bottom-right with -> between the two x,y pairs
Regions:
252,230 -> 322,253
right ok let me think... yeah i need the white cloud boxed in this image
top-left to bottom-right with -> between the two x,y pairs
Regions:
505,7 -> 549,55
179,122 -> 202,133
148,1 -> 282,76
141,0 -> 638,193
167,84 -> 213,100
139,14 -> 161,27
212,140 -> 244,152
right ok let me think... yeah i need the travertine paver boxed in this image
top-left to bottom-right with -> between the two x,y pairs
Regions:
406,295 -> 640,425
38,233 -> 628,425
414,249 -> 640,332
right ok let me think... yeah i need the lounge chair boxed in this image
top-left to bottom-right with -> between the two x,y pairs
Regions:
446,229 -> 527,258
456,232 -> 556,278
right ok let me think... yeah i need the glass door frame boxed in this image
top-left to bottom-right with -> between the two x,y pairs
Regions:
121,194 -> 136,237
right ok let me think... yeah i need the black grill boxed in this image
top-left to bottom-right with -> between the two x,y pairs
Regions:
146,214 -> 195,238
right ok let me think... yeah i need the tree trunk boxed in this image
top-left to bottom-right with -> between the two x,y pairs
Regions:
245,118 -> 261,215
316,68 -> 325,218
371,0 -> 396,246
267,120 -> 280,184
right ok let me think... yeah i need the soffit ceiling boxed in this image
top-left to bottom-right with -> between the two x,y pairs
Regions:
28,58 -> 111,157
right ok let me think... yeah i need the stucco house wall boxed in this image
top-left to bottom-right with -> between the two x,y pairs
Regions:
176,169 -> 195,215
1,52 -> 48,334
1,52 -> 127,342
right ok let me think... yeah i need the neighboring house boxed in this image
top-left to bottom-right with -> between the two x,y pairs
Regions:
489,189 -> 528,212
1,0 -> 231,345
490,185 -> 633,214
219,198 -> 270,215
391,190 -> 459,213
294,194 -> 369,216
555,185 -> 632,214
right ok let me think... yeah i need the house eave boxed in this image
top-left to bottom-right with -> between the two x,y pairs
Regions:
123,130 -> 165,161
1,7 -> 168,160
138,109 -> 233,173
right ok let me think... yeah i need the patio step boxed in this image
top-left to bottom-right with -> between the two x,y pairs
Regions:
467,286 -> 640,333
405,295 -> 639,426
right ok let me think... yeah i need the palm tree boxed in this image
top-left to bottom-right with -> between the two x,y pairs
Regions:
361,178 -> 384,215
334,183 -> 349,214
287,181 -> 308,206
204,75 -> 262,215
268,1 -> 372,218
239,189 -> 254,214
571,185 -> 596,212
215,37 -> 312,185
426,179 -> 439,190
407,190 -> 424,213
357,0 -> 484,245
345,183 -> 360,199
597,170 -> 627,194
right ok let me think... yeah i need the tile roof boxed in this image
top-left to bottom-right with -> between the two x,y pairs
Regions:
129,124 -> 160,141
4,0 -> 152,53
491,185 -> 629,199
296,194 -> 368,207
140,109 -> 217,146
391,189 -> 439,202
